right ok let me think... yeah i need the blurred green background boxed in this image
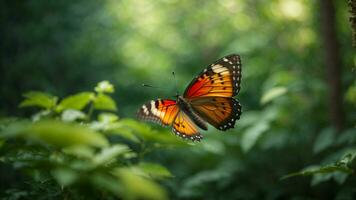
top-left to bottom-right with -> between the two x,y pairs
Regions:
1,0 -> 355,199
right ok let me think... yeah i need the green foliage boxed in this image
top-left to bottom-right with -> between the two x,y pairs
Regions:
19,92 -> 58,110
282,151 -> 356,184
57,92 -> 94,111
260,86 -> 288,105
0,81 -> 178,199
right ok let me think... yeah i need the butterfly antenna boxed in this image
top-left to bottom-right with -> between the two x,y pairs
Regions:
172,71 -> 179,96
142,84 -> 170,91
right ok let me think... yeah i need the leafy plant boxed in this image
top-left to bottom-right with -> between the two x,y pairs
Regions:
0,81 -> 183,200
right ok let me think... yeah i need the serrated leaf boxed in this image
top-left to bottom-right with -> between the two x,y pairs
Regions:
260,87 -> 287,104
95,81 -> 115,93
20,91 -> 57,109
94,94 -> 117,111
57,92 -> 94,111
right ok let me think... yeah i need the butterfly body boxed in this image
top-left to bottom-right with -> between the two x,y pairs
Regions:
138,54 -> 242,141
176,95 -> 208,131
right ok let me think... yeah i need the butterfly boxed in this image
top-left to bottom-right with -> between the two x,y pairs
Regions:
137,54 -> 242,141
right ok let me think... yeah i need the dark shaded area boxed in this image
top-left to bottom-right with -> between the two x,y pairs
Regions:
320,0 -> 344,132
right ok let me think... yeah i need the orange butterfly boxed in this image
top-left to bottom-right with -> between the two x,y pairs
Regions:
137,54 -> 242,141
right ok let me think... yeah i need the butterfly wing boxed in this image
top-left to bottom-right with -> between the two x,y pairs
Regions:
137,99 -> 202,141
190,97 -> 241,130
184,54 -> 241,99
137,99 -> 179,126
172,111 -> 202,141
184,54 -> 242,131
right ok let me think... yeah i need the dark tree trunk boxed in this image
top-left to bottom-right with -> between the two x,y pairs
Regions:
319,0 -> 344,132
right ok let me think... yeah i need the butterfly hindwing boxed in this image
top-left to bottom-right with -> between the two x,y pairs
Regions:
172,111 -> 203,141
137,99 -> 179,126
190,97 -> 242,131
184,54 -> 241,99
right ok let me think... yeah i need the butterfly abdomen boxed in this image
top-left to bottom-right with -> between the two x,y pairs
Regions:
177,96 -> 208,131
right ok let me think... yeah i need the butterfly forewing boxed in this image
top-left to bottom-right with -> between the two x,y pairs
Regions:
184,54 -> 241,99
137,99 -> 179,126
183,54 -> 242,131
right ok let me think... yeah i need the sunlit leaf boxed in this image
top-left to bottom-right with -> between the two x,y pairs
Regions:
345,85 -> 356,105
98,113 -> 119,123
113,168 -> 167,200
63,145 -> 95,158
93,93 -> 117,111
109,126 -> 140,143
93,144 -> 130,165
260,87 -> 287,104
135,162 -> 173,179
19,91 -> 58,109
118,119 -> 187,145
57,92 -> 94,111
95,81 -> 115,93
52,168 -> 78,186
61,109 -> 86,122
24,120 -> 108,148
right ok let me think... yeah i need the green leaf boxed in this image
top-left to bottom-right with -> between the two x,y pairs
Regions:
93,94 -> 117,111
95,81 -> 115,93
135,162 -> 173,179
260,86 -> 287,104
113,168 -> 167,200
241,121 -> 269,152
61,109 -> 86,122
281,153 -> 356,181
57,92 -> 94,111
118,119 -> 187,145
98,113 -> 119,123
63,145 -> 95,158
52,168 -> 78,186
93,144 -> 130,165
108,126 -> 140,143
90,173 -> 123,196
345,85 -> 356,105
313,127 -> 335,154
24,120 -> 108,148
19,91 -> 57,109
